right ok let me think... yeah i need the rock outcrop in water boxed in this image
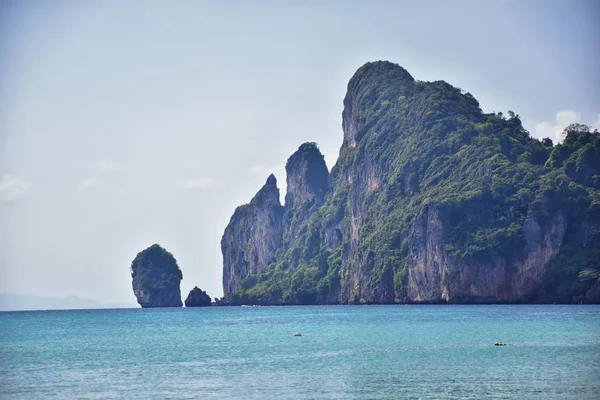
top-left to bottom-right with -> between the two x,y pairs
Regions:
131,244 -> 183,307
221,61 -> 600,305
185,286 -> 212,307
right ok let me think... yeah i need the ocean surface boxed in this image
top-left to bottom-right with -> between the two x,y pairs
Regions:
1,305 -> 599,399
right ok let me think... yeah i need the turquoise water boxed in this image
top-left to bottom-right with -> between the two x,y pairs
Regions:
1,305 -> 599,399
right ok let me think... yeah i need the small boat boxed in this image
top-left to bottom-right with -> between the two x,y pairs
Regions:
293,332 -> 302,337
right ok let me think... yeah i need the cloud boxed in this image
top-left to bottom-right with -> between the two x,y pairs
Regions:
0,175 -> 31,203
179,177 -> 223,190
554,110 -> 581,126
77,159 -> 124,191
248,165 -> 281,175
532,109 -> 581,144
76,176 -> 99,191
91,160 -> 123,172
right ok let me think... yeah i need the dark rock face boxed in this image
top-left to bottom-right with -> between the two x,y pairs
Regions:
284,143 -> 329,213
221,61 -> 600,305
583,282 -> 600,303
131,244 -> 183,307
221,174 -> 284,295
283,143 -> 329,248
185,286 -> 212,307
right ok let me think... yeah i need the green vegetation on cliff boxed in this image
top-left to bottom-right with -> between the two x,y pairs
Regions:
223,61 -> 600,305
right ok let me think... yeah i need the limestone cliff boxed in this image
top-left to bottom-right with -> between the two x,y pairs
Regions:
282,143 -> 329,248
221,174 -> 284,295
403,207 -> 566,303
221,61 -> 600,304
131,244 -> 183,307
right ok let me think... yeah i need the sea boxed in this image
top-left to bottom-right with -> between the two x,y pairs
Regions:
1,305 -> 599,399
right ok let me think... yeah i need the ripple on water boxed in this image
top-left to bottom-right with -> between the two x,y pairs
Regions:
0,305 -> 599,399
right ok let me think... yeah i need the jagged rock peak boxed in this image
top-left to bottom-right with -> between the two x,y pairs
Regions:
266,173 -> 277,186
250,173 -> 282,207
285,142 -> 329,210
221,174 -> 285,295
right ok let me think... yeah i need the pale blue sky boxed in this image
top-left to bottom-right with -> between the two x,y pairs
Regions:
1,0 -> 598,304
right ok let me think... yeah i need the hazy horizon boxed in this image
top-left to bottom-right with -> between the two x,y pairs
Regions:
1,0 -> 599,306
0,292 -> 134,311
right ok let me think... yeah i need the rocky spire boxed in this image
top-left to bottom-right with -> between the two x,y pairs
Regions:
284,142 -> 329,212
221,174 -> 285,295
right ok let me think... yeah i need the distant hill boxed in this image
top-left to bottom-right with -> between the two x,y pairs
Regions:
0,293 -> 134,311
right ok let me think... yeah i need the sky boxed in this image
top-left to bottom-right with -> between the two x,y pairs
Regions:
0,0 -> 599,305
